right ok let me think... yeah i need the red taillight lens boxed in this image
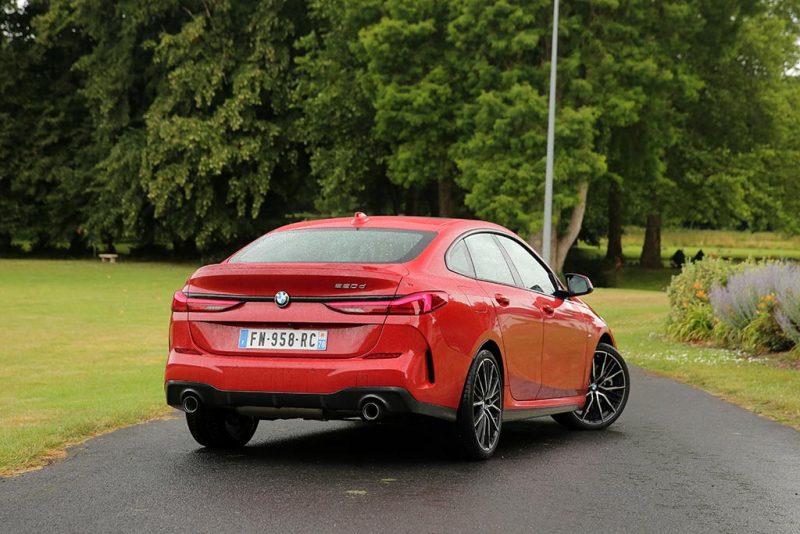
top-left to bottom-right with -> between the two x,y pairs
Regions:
171,291 -> 241,313
325,292 -> 448,315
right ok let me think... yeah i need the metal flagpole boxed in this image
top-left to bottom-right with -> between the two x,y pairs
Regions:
542,0 -> 559,265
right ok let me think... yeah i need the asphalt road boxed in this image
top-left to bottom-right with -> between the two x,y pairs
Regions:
1,366 -> 799,534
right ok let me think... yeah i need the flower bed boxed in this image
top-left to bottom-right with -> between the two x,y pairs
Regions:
667,259 -> 800,355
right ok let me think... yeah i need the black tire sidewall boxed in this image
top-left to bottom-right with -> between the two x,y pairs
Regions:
186,410 -> 258,448
456,349 -> 503,460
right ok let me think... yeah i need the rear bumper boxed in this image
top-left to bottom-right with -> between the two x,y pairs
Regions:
166,380 -> 456,421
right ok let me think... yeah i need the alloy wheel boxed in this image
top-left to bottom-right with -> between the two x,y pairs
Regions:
472,358 -> 502,451
577,349 -> 628,425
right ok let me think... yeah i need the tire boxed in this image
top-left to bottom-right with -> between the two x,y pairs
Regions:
552,342 -> 630,430
455,349 -> 503,460
185,409 -> 259,448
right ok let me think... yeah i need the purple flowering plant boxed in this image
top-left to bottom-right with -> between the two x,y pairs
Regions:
709,262 -> 800,352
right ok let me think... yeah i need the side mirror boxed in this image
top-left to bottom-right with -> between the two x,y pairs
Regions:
564,273 -> 593,297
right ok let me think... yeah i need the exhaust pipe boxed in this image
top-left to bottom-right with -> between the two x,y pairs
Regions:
360,398 -> 385,422
182,393 -> 200,414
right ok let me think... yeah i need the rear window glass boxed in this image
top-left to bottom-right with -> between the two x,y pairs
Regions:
231,228 -> 436,264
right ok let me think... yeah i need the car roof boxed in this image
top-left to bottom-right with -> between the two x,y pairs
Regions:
276,215 -> 509,234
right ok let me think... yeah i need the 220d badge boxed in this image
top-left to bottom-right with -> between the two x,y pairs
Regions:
165,214 -> 630,459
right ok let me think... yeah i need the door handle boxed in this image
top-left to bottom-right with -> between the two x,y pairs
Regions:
537,303 -> 555,314
494,293 -> 510,306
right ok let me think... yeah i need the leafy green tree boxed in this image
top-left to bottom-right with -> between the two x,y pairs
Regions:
596,0 -> 703,268
668,0 -> 800,236
0,0 -> 95,254
142,0 -> 313,251
294,0 -> 401,216
450,0 -> 606,271
358,0 -> 464,216
32,0 -> 314,254
32,0 -> 181,251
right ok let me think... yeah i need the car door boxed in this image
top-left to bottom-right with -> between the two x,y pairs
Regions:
494,235 -> 589,399
464,233 -> 544,401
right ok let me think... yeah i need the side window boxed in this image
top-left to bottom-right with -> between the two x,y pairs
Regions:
464,233 -> 515,286
496,235 -> 556,294
447,239 -> 474,277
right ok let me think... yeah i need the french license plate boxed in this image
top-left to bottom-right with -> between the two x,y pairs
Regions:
238,329 -> 328,351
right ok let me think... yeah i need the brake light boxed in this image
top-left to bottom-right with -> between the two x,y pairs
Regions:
171,291 -> 242,313
324,292 -> 448,315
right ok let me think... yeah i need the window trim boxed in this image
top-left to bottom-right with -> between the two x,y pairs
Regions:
444,229 -> 564,296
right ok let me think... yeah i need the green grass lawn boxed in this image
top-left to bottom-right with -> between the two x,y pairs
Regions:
0,259 -> 797,475
569,227 -> 800,291
577,226 -> 800,262
0,260 -> 195,475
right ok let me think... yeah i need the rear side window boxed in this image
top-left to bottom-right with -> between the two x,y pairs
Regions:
231,228 -> 436,264
447,239 -> 474,277
464,233 -> 515,286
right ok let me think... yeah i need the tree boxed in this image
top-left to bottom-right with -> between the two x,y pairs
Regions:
599,0 -> 703,269
33,0 -> 181,251
358,0 -> 465,216
295,0 -> 401,216
0,0 -> 95,254
32,0 -> 315,255
668,0 -> 800,236
142,0 -> 314,252
451,0 -> 611,272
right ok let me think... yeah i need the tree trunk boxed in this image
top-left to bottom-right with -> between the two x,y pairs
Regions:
605,180 -> 624,264
639,213 -> 663,268
437,176 -> 455,217
553,181 -> 589,273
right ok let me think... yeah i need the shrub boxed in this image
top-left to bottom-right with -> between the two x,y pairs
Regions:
668,303 -> 715,342
774,275 -> 800,346
709,263 -> 800,354
666,258 -> 742,341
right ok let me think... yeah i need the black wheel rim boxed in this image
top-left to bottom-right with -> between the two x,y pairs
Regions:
577,349 -> 627,424
472,358 -> 502,451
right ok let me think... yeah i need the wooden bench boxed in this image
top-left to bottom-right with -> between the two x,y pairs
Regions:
98,253 -> 119,263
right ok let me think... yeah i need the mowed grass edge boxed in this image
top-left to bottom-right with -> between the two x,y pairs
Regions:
1,260 -> 797,475
0,260 -> 196,476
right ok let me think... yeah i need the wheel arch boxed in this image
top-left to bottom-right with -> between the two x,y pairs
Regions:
476,339 -> 505,384
598,330 -> 616,348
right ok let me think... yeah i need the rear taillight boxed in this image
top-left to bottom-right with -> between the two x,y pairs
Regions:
171,291 -> 242,313
324,292 -> 447,315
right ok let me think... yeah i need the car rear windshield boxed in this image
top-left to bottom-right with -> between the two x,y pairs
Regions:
230,228 -> 437,264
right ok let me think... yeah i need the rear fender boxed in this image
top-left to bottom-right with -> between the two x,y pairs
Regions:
469,332 -> 506,382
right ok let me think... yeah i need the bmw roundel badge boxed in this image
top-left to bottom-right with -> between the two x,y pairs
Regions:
275,291 -> 290,308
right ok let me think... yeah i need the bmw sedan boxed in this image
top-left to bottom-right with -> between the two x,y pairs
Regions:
165,213 -> 630,459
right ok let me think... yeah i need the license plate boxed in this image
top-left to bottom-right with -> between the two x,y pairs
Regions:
237,329 -> 328,351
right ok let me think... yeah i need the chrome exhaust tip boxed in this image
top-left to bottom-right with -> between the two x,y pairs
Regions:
360,399 -> 384,422
182,393 -> 200,414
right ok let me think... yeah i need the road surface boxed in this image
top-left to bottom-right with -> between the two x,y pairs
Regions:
1,367 -> 798,533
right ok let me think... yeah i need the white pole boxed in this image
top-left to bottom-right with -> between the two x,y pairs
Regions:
542,0 -> 559,265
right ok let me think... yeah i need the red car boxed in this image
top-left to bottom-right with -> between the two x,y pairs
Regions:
165,214 -> 630,459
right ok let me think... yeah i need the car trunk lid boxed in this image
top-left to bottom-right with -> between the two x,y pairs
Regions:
184,263 -> 406,358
